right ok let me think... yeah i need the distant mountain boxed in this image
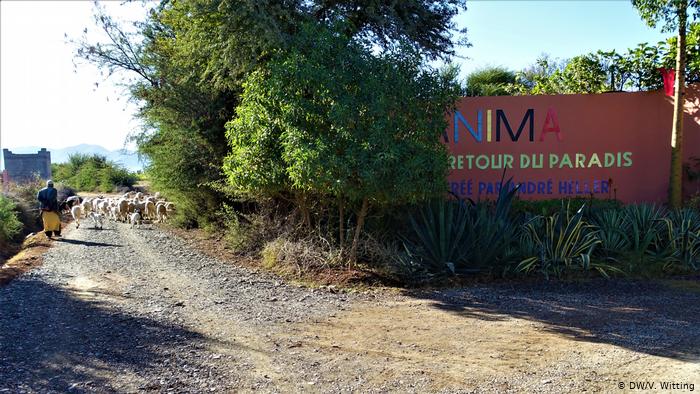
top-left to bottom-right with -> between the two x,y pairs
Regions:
4,144 -> 146,172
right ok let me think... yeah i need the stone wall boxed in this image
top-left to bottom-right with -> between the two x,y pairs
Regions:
2,148 -> 52,183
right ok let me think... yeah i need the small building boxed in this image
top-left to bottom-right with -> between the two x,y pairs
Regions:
2,148 -> 52,184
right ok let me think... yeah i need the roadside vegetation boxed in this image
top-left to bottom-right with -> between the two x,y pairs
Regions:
1,179 -> 52,264
70,0 -> 700,287
399,192 -> 700,284
0,196 -> 23,246
51,154 -> 137,193
462,23 -> 700,96
0,158 -> 136,266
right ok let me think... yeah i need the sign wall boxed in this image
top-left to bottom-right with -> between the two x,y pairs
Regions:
445,88 -> 700,203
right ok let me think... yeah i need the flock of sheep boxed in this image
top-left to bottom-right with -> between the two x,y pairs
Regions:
67,191 -> 175,229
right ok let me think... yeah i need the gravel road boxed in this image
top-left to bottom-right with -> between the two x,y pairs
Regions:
0,221 -> 359,393
1,220 -> 699,393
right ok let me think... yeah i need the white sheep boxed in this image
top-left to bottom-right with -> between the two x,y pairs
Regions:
130,211 -> 142,228
144,200 -> 156,220
155,203 -> 168,223
110,206 -> 119,221
117,199 -> 129,222
92,198 -> 102,212
71,205 -> 83,228
98,200 -> 110,215
80,200 -> 92,217
90,212 -> 105,229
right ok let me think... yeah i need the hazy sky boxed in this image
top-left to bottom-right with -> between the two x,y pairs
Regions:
1,1 -> 148,155
1,1 -> 668,161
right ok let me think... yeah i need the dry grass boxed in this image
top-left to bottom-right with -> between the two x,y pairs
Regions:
0,233 -> 51,286
261,235 -> 342,276
0,217 -> 73,286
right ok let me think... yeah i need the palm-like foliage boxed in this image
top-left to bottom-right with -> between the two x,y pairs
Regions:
592,209 -> 630,258
461,180 -> 521,273
622,204 -> 667,268
403,198 -> 471,274
517,204 -> 609,279
403,179 -> 521,275
658,209 -> 700,270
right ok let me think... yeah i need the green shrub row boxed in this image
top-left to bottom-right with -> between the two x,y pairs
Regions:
52,154 -> 137,193
399,189 -> 700,281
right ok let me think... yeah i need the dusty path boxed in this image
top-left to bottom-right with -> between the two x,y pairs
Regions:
1,221 -> 699,393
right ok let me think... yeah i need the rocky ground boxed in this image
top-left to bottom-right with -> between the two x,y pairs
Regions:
1,220 -> 698,393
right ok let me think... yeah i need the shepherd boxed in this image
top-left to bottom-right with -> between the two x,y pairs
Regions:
37,180 -> 61,238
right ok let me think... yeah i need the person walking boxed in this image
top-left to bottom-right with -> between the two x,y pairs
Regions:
37,180 -> 61,238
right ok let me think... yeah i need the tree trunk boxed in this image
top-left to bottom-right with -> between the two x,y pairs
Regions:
296,193 -> 312,228
348,197 -> 369,266
338,197 -> 345,247
670,0 -> 687,208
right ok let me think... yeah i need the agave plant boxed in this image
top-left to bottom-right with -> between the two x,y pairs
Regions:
460,179 -> 521,272
517,203 -> 609,279
657,208 -> 700,271
592,209 -> 630,258
403,178 -> 521,275
403,198 -> 471,274
622,204 -> 667,269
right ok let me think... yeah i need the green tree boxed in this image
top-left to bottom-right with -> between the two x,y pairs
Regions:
596,50 -> 630,91
510,54 -> 566,95
74,0 -> 468,228
559,54 -> 608,93
664,22 -> 700,83
624,42 -> 665,90
464,66 -> 515,96
224,24 -> 461,262
633,0 -> 700,207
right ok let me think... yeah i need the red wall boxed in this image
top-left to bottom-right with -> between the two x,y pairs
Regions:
445,87 -> 700,203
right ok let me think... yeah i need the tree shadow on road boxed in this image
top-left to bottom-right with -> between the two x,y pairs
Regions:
54,238 -> 122,248
0,278 -> 237,392
405,280 -> 700,362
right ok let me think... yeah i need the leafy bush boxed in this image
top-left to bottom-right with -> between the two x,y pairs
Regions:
52,154 -> 137,192
464,66 -> 516,97
4,179 -> 46,239
224,23 -> 461,262
0,195 -> 23,242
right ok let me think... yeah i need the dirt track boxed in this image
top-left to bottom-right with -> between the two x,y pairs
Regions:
1,220 -> 698,393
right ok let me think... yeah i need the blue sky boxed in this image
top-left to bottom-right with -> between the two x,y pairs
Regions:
0,0 -> 670,163
455,1 -> 667,77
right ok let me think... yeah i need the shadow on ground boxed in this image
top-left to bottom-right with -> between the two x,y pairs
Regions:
54,238 -> 122,248
0,278 -> 218,392
406,280 -> 700,362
